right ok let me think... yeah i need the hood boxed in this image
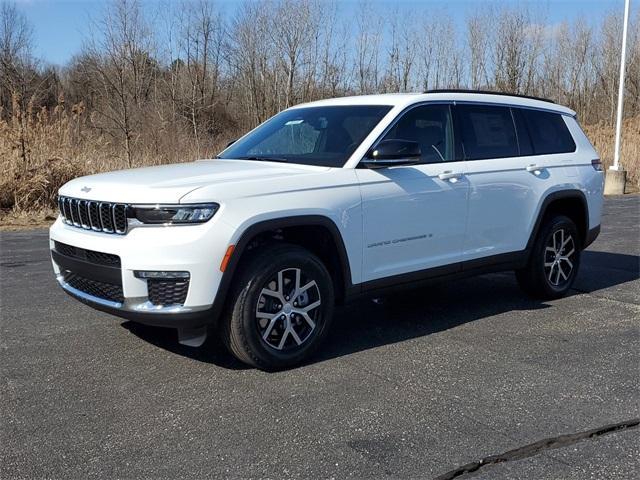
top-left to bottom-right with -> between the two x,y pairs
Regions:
59,159 -> 329,204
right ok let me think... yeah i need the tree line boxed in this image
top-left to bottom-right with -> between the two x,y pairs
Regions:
1,0 -> 639,170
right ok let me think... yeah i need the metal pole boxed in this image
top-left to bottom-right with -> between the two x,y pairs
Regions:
611,0 -> 631,171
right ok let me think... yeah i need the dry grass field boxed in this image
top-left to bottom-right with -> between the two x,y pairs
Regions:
0,99 -> 637,229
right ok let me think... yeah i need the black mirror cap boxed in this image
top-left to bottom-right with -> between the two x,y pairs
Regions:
368,139 -> 421,160
360,139 -> 422,168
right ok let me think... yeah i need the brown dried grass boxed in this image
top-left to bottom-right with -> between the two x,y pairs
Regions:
583,116 -> 640,191
0,95 -> 223,222
1,96 -> 638,228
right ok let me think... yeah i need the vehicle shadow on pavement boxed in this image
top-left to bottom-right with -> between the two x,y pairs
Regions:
121,250 -> 639,370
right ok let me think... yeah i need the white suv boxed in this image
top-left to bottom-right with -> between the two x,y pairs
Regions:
50,91 -> 604,369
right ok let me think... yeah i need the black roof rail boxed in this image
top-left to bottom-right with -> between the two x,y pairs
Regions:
423,89 -> 556,104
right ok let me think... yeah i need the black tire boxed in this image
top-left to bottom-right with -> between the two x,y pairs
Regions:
220,243 -> 334,370
516,215 -> 581,299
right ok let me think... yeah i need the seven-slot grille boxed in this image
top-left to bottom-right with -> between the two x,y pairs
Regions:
58,196 -> 128,234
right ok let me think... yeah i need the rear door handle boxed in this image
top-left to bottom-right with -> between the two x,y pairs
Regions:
526,164 -> 543,175
438,171 -> 462,181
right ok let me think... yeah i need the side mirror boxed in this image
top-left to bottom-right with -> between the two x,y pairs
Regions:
225,139 -> 237,148
361,139 -> 421,168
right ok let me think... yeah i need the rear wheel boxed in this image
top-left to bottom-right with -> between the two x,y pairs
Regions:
220,243 -> 334,370
516,215 -> 581,299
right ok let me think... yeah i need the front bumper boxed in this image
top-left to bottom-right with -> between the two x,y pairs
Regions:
49,215 -> 236,328
57,277 -> 213,328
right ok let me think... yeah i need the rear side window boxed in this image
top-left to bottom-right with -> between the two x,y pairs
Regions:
456,105 -> 518,160
520,109 -> 576,155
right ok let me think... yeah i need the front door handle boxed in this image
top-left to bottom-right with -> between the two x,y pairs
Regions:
438,171 -> 462,181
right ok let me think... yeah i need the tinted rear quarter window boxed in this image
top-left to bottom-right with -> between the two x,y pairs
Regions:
521,109 -> 576,155
457,105 -> 518,160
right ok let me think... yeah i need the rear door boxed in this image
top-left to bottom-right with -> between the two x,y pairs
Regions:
455,103 -> 556,261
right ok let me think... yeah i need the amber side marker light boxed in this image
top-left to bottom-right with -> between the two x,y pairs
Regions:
220,245 -> 235,272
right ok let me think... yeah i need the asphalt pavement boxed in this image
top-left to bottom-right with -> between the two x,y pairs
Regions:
1,196 -> 639,479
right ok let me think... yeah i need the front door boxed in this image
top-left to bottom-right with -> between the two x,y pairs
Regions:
356,103 -> 469,284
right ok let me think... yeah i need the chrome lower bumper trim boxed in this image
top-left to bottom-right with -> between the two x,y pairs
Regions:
56,275 -> 209,315
58,276 -> 123,309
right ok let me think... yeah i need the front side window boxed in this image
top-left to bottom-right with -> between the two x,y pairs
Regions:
457,104 -> 518,160
378,104 -> 456,163
218,105 -> 392,167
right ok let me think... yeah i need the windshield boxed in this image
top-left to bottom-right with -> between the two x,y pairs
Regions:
218,105 -> 392,167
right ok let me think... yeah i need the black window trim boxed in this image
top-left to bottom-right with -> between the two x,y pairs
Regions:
510,107 -> 521,155
511,107 -> 536,157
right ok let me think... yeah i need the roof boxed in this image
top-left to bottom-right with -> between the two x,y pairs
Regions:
293,91 -> 576,116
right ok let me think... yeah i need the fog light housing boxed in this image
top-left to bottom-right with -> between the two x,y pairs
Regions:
134,271 -> 190,280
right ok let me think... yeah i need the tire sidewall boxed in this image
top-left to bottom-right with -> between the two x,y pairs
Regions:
235,247 -> 334,369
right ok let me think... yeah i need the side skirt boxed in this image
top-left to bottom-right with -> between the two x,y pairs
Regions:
348,250 -> 529,301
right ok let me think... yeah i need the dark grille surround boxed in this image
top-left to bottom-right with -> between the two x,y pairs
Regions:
148,279 -> 190,306
62,271 -> 124,304
54,241 -> 121,267
58,196 -> 128,234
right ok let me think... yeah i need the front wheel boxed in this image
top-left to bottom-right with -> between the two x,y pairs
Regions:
516,215 -> 581,299
220,243 -> 334,370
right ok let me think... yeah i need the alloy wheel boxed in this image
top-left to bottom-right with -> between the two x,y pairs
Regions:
255,268 -> 322,351
544,228 -> 577,287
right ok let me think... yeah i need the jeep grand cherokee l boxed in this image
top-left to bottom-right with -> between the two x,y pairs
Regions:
50,90 -> 604,369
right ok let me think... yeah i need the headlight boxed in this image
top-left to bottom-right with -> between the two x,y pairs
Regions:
130,203 -> 219,225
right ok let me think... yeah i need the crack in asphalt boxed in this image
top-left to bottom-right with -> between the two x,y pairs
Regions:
432,418 -> 640,480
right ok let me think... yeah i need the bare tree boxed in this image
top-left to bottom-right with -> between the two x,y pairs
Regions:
316,1 -> 348,97
354,0 -> 382,94
0,1 -> 34,111
466,9 -> 491,89
384,9 -> 418,92
270,0 -> 318,107
492,8 -> 528,93
83,0 -> 157,167
174,0 -> 225,153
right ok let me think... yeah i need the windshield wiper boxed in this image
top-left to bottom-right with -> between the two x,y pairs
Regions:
237,156 -> 289,163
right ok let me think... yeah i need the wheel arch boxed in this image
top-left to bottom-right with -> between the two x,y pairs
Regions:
213,215 -> 355,322
527,190 -> 589,252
